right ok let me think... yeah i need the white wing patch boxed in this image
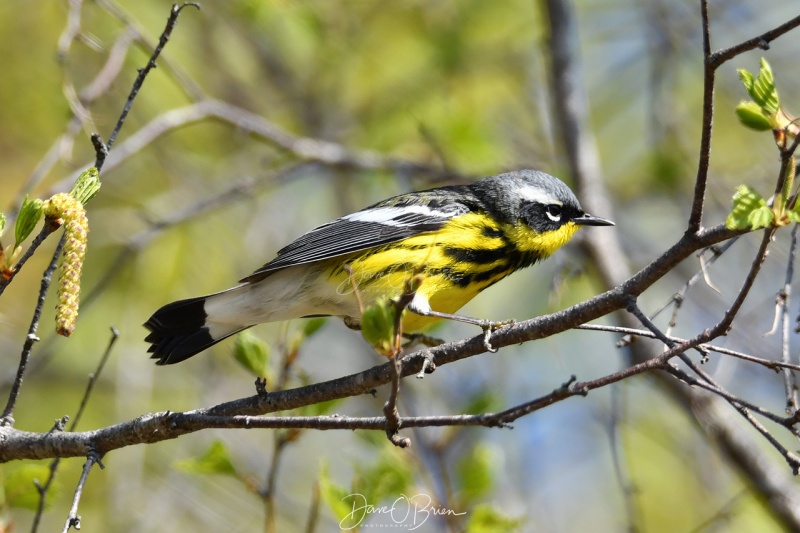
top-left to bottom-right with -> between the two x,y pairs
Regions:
343,205 -> 457,225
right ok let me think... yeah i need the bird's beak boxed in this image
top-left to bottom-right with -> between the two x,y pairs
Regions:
573,213 -> 615,226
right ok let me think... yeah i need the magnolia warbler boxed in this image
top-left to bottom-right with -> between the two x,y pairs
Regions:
145,169 -> 613,364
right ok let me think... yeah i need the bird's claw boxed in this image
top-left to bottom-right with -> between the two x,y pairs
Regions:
479,319 -> 515,352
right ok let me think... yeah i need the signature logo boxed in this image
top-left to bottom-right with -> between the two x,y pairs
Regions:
339,492 -> 466,530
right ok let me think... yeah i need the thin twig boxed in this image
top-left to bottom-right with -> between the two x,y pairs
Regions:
628,277 -> 800,464
70,327 -> 120,430
0,217 -> 740,459
708,13 -> 800,69
687,0 -> 714,232
383,357 -> 409,447
30,417 -> 69,533
100,2 -> 200,166
0,222 -> 59,297
51,98 -> 461,199
79,27 -> 138,103
666,366 -> 800,473
95,0 -> 206,102
780,225 -> 799,413
1,234 -> 66,425
0,318 -> 758,463
61,451 -> 104,533
31,327 -> 120,533
56,0 -> 83,63
649,239 -> 739,323
261,324 -> 310,533
11,28 -> 137,214
576,323 -> 800,373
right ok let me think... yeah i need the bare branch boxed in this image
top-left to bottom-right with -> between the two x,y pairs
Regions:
688,0 -> 714,232
97,2 -> 200,169
31,327 -> 119,533
708,13 -> 800,69
61,451 -> 104,533
577,323 -> 800,373
0,222 -> 60,297
1,234 -> 65,425
780,225 -> 800,412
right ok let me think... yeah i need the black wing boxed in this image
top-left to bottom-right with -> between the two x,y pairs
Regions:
240,190 -> 473,283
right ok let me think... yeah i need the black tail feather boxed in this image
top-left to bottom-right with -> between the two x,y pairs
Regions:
144,296 -> 242,365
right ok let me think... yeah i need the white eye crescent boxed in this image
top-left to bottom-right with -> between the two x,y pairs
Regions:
545,205 -> 562,222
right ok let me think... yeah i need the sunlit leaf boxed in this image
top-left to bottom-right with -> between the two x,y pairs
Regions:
456,444 -> 494,504
302,317 -> 328,338
465,503 -> 525,533
725,185 -> 773,230
4,463 -> 59,511
174,440 -> 239,477
357,451 -> 413,504
361,296 -> 399,357
738,58 -> 779,115
462,390 -> 502,415
69,167 -> 101,205
735,101 -> 772,131
787,200 -> 800,223
318,462 -> 353,524
233,330 -> 270,378
14,196 -> 43,248
300,397 -> 344,417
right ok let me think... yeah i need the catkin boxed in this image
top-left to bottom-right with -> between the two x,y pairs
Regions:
43,193 -> 88,337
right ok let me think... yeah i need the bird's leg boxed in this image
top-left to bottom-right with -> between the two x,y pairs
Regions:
407,300 -> 515,352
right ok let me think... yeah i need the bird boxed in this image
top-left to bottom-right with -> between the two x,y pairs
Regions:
144,169 -> 614,365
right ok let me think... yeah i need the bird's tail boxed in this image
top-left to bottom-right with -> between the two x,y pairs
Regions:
144,292 -> 250,365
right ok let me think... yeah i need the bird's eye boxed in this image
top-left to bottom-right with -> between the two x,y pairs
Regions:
545,205 -> 562,222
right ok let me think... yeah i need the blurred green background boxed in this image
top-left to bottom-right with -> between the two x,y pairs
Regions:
1,0 -> 799,531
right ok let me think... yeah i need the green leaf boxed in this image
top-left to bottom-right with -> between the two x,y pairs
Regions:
788,198 -> 800,223
464,503 -> 525,533
357,452 -> 413,505
4,463 -> 59,511
300,397 -> 344,417
14,195 -> 43,248
735,101 -> 772,131
456,444 -> 494,504
318,462 -> 354,525
355,429 -> 388,448
738,58 -> 779,115
302,317 -> 328,338
173,440 -> 239,477
361,296 -> 399,356
750,206 -> 775,229
0,212 -> 5,238
737,68 -> 754,94
69,167 -> 101,205
233,330 -> 270,378
725,185 -> 774,230
462,390 -> 502,415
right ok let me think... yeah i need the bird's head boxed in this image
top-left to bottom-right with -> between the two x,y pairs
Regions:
474,169 -> 614,256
